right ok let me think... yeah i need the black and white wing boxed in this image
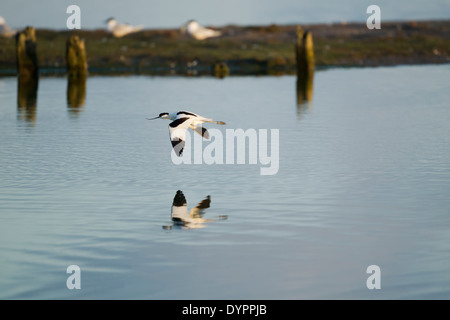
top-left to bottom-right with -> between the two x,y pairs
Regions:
177,111 -> 210,139
168,117 -> 194,156
189,195 -> 211,219
190,124 -> 210,139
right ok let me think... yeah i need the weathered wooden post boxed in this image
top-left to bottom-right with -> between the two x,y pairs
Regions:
16,26 -> 38,123
296,26 -> 315,77
66,35 -> 87,115
66,35 -> 87,78
213,61 -> 229,78
296,26 -> 315,105
16,26 -> 39,80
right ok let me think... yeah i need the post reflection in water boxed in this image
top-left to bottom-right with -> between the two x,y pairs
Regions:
163,190 -> 227,230
296,72 -> 314,115
17,75 -> 38,124
67,75 -> 87,117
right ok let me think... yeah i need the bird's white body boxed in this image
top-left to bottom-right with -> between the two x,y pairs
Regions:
0,16 -> 16,38
183,20 -> 221,40
148,110 -> 226,156
106,18 -> 143,38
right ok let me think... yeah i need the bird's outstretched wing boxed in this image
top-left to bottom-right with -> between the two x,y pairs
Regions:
168,117 -> 194,156
191,124 -> 210,139
190,195 -> 211,218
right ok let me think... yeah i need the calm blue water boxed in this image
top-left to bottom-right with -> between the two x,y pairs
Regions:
1,64 -> 450,299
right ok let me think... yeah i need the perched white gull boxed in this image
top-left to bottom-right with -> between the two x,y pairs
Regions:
181,20 -> 221,40
105,17 -> 143,38
163,190 -> 227,230
0,16 -> 16,38
148,110 -> 226,156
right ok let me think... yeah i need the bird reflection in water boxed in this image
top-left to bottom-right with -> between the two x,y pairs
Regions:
163,190 -> 227,230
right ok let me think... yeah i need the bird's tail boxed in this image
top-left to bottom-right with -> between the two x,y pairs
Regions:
211,120 -> 226,125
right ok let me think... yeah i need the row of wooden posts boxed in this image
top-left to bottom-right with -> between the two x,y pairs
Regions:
16,26 -> 87,80
15,25 -> 314,121
16,27 -> 86,123
16,25 -> 314,80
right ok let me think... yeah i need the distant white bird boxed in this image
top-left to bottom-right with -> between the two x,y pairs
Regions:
181,20 -> 221,40
105,17 -> 143,38
163,190 -> 227,230
0,16 -> 16,38
148,111 -> 226,156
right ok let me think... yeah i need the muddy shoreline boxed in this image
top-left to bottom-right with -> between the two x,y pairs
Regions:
1,19 -> 449,76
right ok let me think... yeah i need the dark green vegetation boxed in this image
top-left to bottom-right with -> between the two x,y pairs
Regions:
1,20 -> 449,76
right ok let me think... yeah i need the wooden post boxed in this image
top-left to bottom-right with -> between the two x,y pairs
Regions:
296,26 -> 315,105
16,26 -> 38,123
213,61 -> 229,78
66,35 -> 88,79
16,26 -> 38,80
66,35 -> 87,116
296,26 -> 315,77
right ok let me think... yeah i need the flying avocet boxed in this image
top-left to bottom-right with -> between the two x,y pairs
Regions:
148,111 -> 226,156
